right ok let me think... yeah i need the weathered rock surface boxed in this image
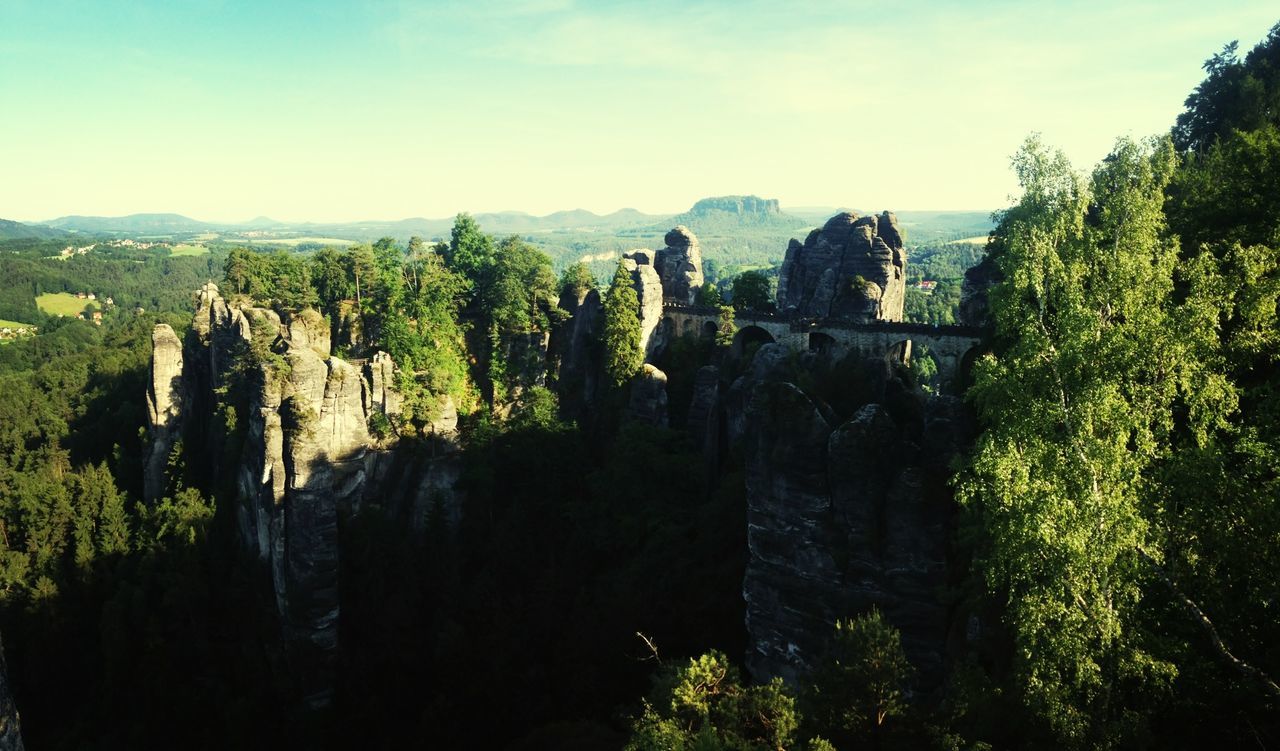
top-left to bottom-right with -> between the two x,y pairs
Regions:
363,351 -> 403,421
0,635 -> 23,751
776,211 -> 906,322
739,355 -> 972,687
960,253 -> 999,327
144,323 -> 185,503
628,364 -> 669,427
153,283 -> 465,709
550,287 -> 602,416
653,226 -> 705,304
622,250 -> 665,356
284,307 -> 332,357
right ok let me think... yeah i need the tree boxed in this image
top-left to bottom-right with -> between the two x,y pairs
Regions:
444,212 -> 494,288
805,610 -> 914,746
715,304 -> 736,348
730,270 -> 774,312
309,247 -> 353,317
1172,23 -> 1280,153
626,650 -> 798,751
558,262 -> 596,301
696,281 -> 723,307
346,243 -> 377,308
956,135 -> 1237,746
602,261 -> 644,387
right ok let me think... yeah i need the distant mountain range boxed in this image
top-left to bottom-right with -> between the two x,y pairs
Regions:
14,197 -> 993,245
32,208 -> 673,240
0,218 -> 68,241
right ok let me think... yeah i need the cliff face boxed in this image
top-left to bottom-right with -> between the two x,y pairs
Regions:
674,340 -> 971,689
735,350 -> 970,685
0,635 -> 23,751
148,283 -> 459,708
143,323 -> 184,503
777,211 -> 906,322
621,250 -> 665,357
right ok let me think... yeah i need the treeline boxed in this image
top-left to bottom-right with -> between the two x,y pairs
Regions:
0,241 -> 216,323
948,24 -> 1280,749
219,216 -> 570,422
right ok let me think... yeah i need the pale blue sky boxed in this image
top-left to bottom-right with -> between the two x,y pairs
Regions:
1,1 -> 1275,222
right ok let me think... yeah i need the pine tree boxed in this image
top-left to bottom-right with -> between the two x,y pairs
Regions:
602,261 -> 643,387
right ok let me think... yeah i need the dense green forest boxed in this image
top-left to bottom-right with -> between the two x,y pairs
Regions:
0,20 -> 1275,751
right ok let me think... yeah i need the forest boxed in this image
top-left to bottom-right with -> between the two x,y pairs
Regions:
0,20 -> 1276,751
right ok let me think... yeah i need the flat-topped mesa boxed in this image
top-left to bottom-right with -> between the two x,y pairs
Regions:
777,211 -> 906,322
653,225 -> 705,304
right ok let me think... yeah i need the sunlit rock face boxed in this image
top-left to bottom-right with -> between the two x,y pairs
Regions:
144,323 -> 184,504
653,225 -> 704,304
777,211 -> 906,322
148,284 -> 466,709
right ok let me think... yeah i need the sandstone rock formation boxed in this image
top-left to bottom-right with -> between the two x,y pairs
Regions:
653,226 -> 704,304
143,323 -> 184,503
363,351 -> 403,422
776,211 -> 906,322
0,635 -> 23,751
621,250 -> 665,356
549,286 -> 602,416
149,283 -> 464,709
728,348 -> 971,687
628,363 -> 669,427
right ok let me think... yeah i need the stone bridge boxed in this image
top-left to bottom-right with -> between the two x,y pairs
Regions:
657,303 -> 984,393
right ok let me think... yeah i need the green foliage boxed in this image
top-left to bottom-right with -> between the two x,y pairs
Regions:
1167,124 -> 1280,251
222,246 -> 317,311
558,261 -> 597,300
715,304 -> 736,348
910,343 -> 939,391
805,610 -> 915,745
956,135 -> 1234,746
696,281 -> 724,307
729,270 -> 775,313
602,261 -> 644,387
1173,22 -> 1280,153
626,650 -> 798,751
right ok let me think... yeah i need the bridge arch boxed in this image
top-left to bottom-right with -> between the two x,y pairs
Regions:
732,324 -> 776,360
701,319 -> 719,342
808,331 -> 837,355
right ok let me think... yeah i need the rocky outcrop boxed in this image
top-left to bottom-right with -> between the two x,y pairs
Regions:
0,635 -> 23,751
653,226 -> 704,304
144,323 -> 185,503
363,351 -> 403,421
622,250 -> 664,356
776,211 -> 906,322
738,350 -> 972,687
284,307 -> 332,357
960,253 -> 999,327
153,283 -> 463,710
628,364 -> 669,427
550,287 -> 602,416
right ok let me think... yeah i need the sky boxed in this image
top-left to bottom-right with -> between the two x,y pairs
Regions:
0,0 -> 1276,223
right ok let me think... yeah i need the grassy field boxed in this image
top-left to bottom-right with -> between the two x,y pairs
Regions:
169,243 -> 210,256
36,293 -> 99,316
950,235 -> 991,245
0,319 -> 33,329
